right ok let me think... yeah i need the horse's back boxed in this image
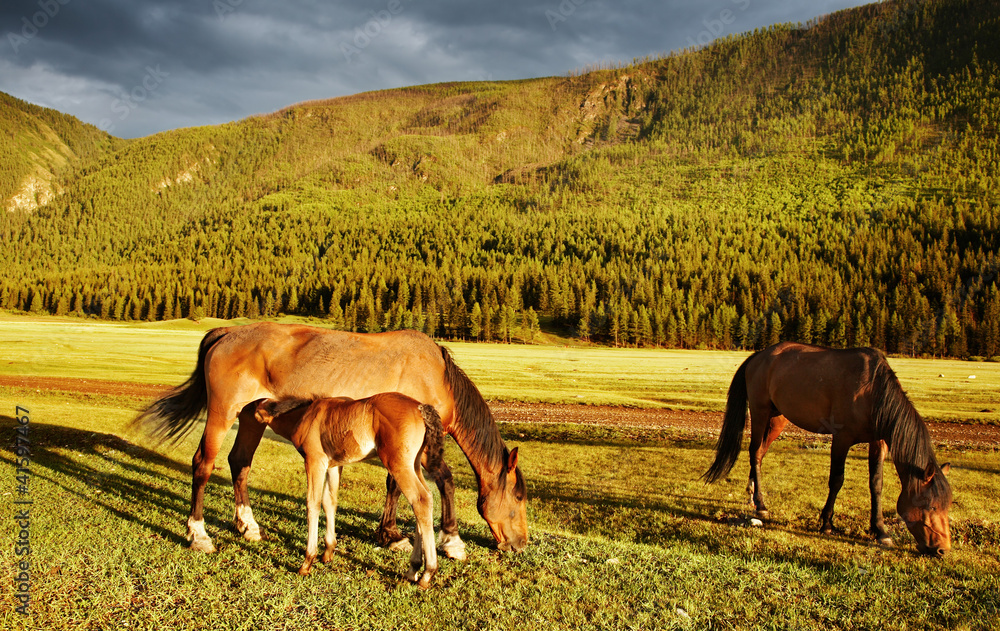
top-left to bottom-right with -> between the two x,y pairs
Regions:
203,323 -> 449,414
748,342 -> 883,438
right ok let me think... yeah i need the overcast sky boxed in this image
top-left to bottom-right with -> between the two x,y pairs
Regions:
1,0 -> 871,138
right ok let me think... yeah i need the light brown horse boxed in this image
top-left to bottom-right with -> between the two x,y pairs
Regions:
704,342 -> 952,556
135,322 -> 527,557
248,393 -> 443,588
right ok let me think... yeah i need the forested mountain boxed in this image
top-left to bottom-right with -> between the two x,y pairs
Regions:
1,92 -> 123,212
2,0 -> 999,357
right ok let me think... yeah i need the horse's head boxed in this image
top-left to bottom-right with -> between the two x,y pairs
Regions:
253,399 -> 277,425
478,447 -> 528,552
253,397 -> 312,425
897,462 -> 952,557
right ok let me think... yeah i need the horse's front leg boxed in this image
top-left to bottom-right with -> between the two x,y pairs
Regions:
820,437 -> 851,534
230,408 -> 268,542
868,440 -> 893,546
376,473 -> 412,552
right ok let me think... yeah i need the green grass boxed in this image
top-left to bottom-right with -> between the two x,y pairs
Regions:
1,388 -> 998,630
1,315 -> 1000,629
1,314 -> 998,423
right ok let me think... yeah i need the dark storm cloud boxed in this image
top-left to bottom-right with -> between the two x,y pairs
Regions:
1,0 -> 871,138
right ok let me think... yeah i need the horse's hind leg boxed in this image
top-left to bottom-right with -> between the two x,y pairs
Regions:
394,469 -> 438,589
868,440 -> 893,546
321,466 -> 340,564
188,411 -> 233,553
423,459 -> 466,561
746,403 -> 779,518
299,456 -> 330,576
819,436 -> 852,535
230,407 -> 268,541
376,474 -> 413,552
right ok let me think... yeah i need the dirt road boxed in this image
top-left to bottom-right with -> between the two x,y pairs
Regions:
4,375 -> 998,449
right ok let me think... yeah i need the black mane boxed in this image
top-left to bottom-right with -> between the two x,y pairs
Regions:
870,353 -> 952,507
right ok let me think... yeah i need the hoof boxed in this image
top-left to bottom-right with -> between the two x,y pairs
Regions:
233,506 -> 261,541
877,537 -> 894,548
241,525 -> 262,542
298,555 -> 316,576
322,545 -> 336,563
755,510 -> 770,520
439,532 -> 467,561
187,519 -> 216,553
388,537 -> 414,553
417,572 -> 433,590
188,536 -> 216,554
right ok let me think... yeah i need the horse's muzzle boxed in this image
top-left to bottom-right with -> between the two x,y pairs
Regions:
498,537 -> 527,553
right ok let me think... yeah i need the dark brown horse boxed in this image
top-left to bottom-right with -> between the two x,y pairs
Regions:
704,342 -> 952,556
249,394 -> 444,587
134,322 -> 527,557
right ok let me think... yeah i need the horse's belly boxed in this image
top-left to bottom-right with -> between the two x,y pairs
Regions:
324,431 -> 377,466
770,391 -> 837,435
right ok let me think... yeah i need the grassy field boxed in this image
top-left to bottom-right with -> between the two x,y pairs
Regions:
1,314 -> 998,423
2,315 -> 1000,629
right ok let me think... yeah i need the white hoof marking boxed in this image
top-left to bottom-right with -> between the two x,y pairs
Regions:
439,532 -> 467,561
186,519 -> 216,553
234,505 -> 262,541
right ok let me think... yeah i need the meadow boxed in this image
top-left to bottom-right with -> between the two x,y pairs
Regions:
2,316 -> 999,630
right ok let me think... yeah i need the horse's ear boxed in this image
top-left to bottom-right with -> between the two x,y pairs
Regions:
255,398 -> 274,423
940,462 -> 951,476
923,462 -> 936,483
507,447 -> 519,472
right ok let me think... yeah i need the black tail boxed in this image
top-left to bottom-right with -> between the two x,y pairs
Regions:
130,327 -> 229,444
418,403 -> 446,472
702,353 -> 755,483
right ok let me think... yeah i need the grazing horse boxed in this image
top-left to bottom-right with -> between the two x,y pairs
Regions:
134,322 -> 527,557
704,342 -> 952,556
249,394 -> 443,588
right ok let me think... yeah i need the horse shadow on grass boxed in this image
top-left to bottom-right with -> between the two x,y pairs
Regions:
525,469 -> 919,568
0,416 -> 418,577
495,433 -> 929,569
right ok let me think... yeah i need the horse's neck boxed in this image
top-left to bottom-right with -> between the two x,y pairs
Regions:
447,422 -> 506,490
269,411 -> 309,446
886,413 -> 934,477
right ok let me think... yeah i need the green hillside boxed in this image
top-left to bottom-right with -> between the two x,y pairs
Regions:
2,0 -> 998,358
0,92 -> 124,211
